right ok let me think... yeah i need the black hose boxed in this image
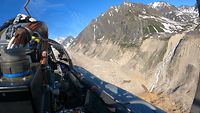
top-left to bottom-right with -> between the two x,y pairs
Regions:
31,47 -> 41,61
51,90 -> 69,113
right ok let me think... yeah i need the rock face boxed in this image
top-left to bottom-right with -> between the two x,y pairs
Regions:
155,31 -> 200,111
56,1 -> 200,112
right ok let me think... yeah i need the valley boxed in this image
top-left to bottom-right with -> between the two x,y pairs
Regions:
68,48 -> 184,112
56,1 -> 200,112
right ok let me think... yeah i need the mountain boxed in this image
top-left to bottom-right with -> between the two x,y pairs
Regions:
55,37 -> 65,44
148,1 -> 177,13
70,1 -> 197,51
55,36 -> 75,48
178,5 -> 196,13
62,1 -> 199,112
148,1 -> 198,24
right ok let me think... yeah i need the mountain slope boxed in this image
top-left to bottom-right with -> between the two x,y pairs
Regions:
67,1 -> 199,112
71,1 -> 190,51
155,31 -> 200,111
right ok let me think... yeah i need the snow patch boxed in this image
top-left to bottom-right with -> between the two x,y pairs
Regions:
97,36 -> 105,41
108,20 -> 110,24
160,26 -> 173,33
123,2 -> 132,7
101,13 -> 105,17
153,26 -> 158,33
114,6 -> 120,12
71,42 -> 76,46
93,25 -> 96,40
70,38 -> 73,43
139,15 -> 156,19
162,23 -> 174,30
110,6 -> 120,13
142,8 -> 146,14
108,11 -> 113,16
65,43 -> 71,48
176,11 -> 183,16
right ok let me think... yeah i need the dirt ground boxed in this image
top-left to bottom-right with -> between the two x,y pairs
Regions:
67,49 -> 184,113
68,49 -> 146,95
138,92 -> 186,112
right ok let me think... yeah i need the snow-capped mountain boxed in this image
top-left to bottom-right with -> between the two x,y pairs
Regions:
148,1 -> 176,11
54,37 -> 65,44
57,1 -> 198,49
148,1 -> 198,24
55,36 -> 74,48
148,1 -> 197,14
178,5 -> 197,13
72,1 -> 198,46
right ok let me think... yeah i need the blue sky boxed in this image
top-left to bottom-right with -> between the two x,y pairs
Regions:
0,0 -> 196,39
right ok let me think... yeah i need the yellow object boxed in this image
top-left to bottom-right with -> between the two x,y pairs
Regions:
31,36 -> 40,43
31,36 -> 36,39
35,39 -> 40,43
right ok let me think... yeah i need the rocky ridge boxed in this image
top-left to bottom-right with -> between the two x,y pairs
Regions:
55,35 -> 75,48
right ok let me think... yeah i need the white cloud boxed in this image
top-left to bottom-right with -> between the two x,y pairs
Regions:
70,12 -> 84,25
30,0 -> 65,8
21,0 -> 65,17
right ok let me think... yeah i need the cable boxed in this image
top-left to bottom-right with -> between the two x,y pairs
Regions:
52,90 -> 69,113
7,36 -> 15,49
